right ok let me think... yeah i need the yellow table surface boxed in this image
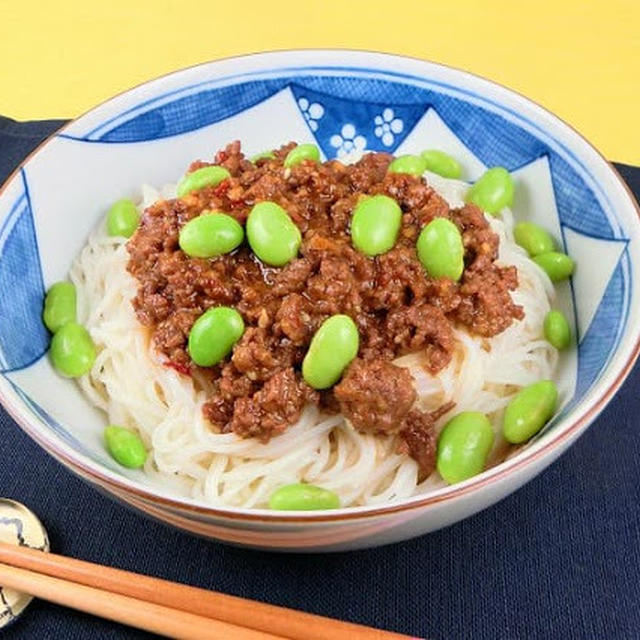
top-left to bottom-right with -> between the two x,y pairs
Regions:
2,0 -> 638,164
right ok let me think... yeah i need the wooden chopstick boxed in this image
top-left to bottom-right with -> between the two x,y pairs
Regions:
0,562 -> 284,640
0,543 -> 414,640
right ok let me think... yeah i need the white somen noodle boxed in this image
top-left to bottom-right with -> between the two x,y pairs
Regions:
70,173 -> 557,508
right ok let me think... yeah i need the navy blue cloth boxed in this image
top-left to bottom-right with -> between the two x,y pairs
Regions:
1,116 -> 639,639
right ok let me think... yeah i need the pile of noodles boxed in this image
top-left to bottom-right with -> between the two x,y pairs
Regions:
70,172 -> 557,508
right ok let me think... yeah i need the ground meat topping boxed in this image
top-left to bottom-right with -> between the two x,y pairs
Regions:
334,359 -> 417,435
384,302 -> 454,373
228,368 -> 315,442
127,142 -> 524,464
454,265 -> 524,336
398,412 -> 438,481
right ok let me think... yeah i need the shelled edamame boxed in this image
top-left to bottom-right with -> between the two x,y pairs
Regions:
284,143 -> 320,168
177,166 -> 231,197
544,310 -> 571,350
351,195 -> 402,256
269,483 -> 340,510
43,281 -> 77,333
514,221 -> 554,257
106,199 -> 140,238
437,412 -> 494,484
421,149 -> 462,179
104,425 -> 147,469
466,167 -> 514,214
416,218 -> 464,281
251,150 -> 276,163
49,322 -> 96,378
388,154 -> 427,177
246,201 -> 302,266
533,252 -> 575,282
302,315 -> 359,389
503,380 -> 558,444
179,212 -> 244,258
188,307 -> 245,367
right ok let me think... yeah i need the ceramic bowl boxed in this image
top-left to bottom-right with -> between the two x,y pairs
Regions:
1,50 -> 638,551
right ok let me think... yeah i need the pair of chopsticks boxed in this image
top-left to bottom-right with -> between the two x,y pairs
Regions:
0,542 -> 415,639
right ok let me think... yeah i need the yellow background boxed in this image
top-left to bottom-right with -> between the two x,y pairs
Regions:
2,0 -> 638,164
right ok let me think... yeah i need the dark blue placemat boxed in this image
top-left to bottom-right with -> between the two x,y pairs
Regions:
1,116 -> 639,640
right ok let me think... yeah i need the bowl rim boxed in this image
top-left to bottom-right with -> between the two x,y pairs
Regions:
1,48 -> 639,523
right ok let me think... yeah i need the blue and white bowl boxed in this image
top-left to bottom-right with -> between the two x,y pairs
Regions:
1,50 -> 638,551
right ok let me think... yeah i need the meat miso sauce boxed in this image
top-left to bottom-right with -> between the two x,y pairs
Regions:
127,142 -> 521,476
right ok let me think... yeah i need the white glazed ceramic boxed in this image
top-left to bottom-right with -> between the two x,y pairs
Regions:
0,500 -> 50,628
1,51 -> 638,551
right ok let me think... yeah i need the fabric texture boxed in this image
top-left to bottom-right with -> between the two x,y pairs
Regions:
1,116 -> 639,639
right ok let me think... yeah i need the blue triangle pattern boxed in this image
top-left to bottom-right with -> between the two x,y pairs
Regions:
550,154 -> 615,239
289,83 -> 427,158
417,92 -> 549,169
0,171 -> 49,372
575,258 -> 626,400
294,76 -> 430,105
534,255 -> 628,433
98,79 -> 287,142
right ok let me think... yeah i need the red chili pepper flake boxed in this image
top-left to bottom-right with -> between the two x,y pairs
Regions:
226,199 -> 248,212
213,179 -> 231,198
164,360 -> 191,377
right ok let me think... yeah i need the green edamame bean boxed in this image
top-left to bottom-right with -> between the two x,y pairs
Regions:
437,412 -> 494,484
416,218 -> 464,281
513,221 -> 554,257
177,166 -> 231,197
350,194 -> 402,257
104,425 -> 147,469
179,212 -> 244,258
533,252 -> 575,282
49,322 -> 96,378
420,149 -> 462,179
544,310 -> 571,350
250,150 -> 276,163
43,281 -> 76,333
503,380 -> 558,444
246,201 -> 301,266
188,306 -> 245,367
284,143 -> 320,168
106,199 -> 139,238
302,315 -> 359,390
269,483 -> 340,510
388,154 -> 427,177
465,167 -> 514,214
